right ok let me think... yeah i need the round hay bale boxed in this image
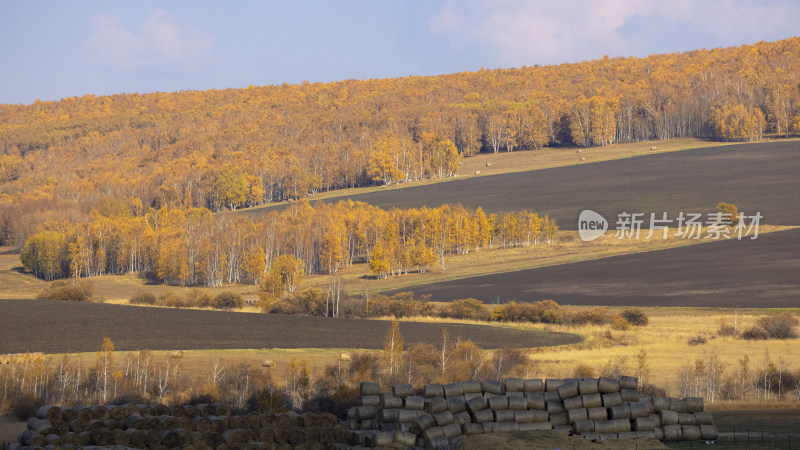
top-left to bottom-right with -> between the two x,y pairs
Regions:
393,430 -> 417,446
545,400 -> 565,413
151,403 -> 169,416
453,410 -> 471,425
651,413 -> 662,428
461,379 -> 482,394
619,376 -> 638,390
404,395 -> 424,410
356,405 -> 377,420
654,426 -> 664,441
411,413 -> 435,432
110,428 -> 130,446
442,422 -> 462,438
599,432 -> 618,441
524,379 -> 544,393
562,396 -> 583,410
77,430 -> 93,446
91,428 -> 115,446
567,408 -> 588,424
525,392 -> 545,410
422,425 -> 445,440
602,392 -> 623,407
498,421 -> 519,433
86,418 -> 105,432
69,417 -> 88,433
632,416 -> 656,431
494,410 -> 515,422
433,411 -> 454,426
488,395 -> 509,410
31,419 -> 55,435
106,405 -> 124,421
519,421 -> 552,431
700,424 -> 718,440
573,419 -> 594,434
557,381 -> 580,400
103,418 -> 123,430
191,417 -> 211,433
379,408 -> 399,423
582,432 -> 600,441
618,431 -> 637,440
52,418 -> 68,435
59,406 -> 76,422
695,411 -> 713,425
545,378 -> 564,392
397,409 -> 417,424
61,431 -> 80,446
222,428 -> 248,447
680,424 -> 701,441
381,393 -> 403,409
424,397 -> 448,414
360,381 -> 380,396
135,403 -> 153,416
471,409 -> 493,423
678,412 -> 697,425
466,395 -> 486,413
581,393 -> 602,408
18,430 -> 46,446
73,406 -> 92,421
554,424 -> 573,434
504,378 -> 524,392
658,410 -> 678,426
549,413 -> 569,427
578,378 -> 599,395
608,405 -> 631,420
513,410 -> 534,424
628,401 -> 650,418
447,396 -> 467,413
587,406 -> 607,421
88,405 -> 108,421
620,389 -> 639,402
169,404 -> 186,417
183,404 -> 200,418
360,394 -> 380,407
544,390 -> 560,402
530,410 -> 549,422
611,418 -> 631,433
124,414 -> 145,430
424,383 -> 444,398
482,379 -> 504,395
684,396 -> 704,412
462,422 -> 484,435
597,377 -> 619,393
160,414 -> 179,429
651,397 -> 670,412
444,382 -> 464,398
662,424 -> 681,441
669,397 -> 688,413
37,405 -> 62,422
118,403 -> 138,418
213,403 -> 231,416
508,395 -> 527,411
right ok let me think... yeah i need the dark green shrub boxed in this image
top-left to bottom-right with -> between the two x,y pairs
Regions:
621,309 -> 649,326
211,291 -> 244,309
36,280 -> 95,302
129,291 -> 157,305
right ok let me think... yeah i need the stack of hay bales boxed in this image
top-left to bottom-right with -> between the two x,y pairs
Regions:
11,402 -> 346,449
345,376 -> 715,447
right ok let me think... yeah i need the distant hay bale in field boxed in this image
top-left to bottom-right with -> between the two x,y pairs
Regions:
339,352 -> 351,361
580,157 -> 586,161
485,162 -> 492,167
262,359 -> 275,368
651,146 -> 657,150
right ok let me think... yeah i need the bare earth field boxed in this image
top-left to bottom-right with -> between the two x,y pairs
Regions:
241,140 -> 800,229
388,227 -> 800,307
0,299 -> 580,354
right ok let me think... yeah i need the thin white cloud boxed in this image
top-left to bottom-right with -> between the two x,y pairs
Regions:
429,0 -> 800,66
86,8 -> 213,70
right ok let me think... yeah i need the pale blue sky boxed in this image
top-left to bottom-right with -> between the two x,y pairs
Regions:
1,0 -> 799,105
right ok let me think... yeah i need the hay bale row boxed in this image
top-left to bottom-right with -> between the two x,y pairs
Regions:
353,376 -> 715,445
15,405 -> 350,449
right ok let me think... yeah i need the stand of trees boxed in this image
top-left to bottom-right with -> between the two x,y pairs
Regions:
2,38 -> 800,250
21,201 -> 557,287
